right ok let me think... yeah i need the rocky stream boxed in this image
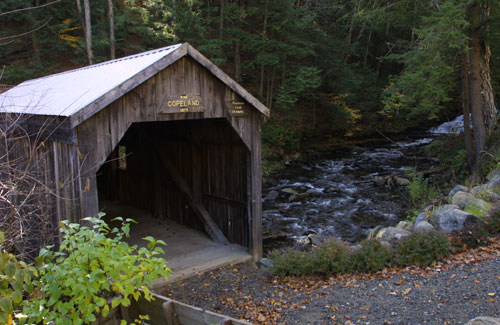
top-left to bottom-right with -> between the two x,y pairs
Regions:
261,116 -> 466,252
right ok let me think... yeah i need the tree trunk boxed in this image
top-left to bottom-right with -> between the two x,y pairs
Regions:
479,41 -> 497,134
462,52 -> 473,169
219,0 -> 224,39
234,39 -> 241,82
259,0 -> 269,99
468,1 -> 486,164
83,0 -> 94,64
108,0 -> 115,59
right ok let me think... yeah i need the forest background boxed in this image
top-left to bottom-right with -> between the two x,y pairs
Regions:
1,0 -> 499,167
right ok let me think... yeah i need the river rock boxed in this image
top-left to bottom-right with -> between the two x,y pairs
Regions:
265,190 -> 279,201
257,258 -> 274,269
367,225 -> 384,240
487,175 -> 500,193
375,227 -> 411,244
308,234 -> 324,245
414,220 -> 435,232
396,221 -> 413,232
394,176 -> 411,186
429,204 -> 479,232
466,316 -> 500,325
415,211 -> 430,224
452,191 -> 492,217
373,176 -> 386,187
448,185 -> 468,203
281,187 -> 299,195
486,166 -> 500,181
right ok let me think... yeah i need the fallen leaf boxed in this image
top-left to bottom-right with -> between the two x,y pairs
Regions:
203,283 -> 210,287
471,301 -> 479,305
449,274 -> 456,279
487,293 -> 496,296
402,288 -> 412,296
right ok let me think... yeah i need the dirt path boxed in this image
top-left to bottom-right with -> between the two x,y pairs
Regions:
159,240 -> 500,324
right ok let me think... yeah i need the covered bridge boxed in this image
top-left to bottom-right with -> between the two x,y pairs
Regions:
0,43 -> 269,272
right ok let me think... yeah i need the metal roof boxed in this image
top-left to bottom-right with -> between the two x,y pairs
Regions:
0,44 -> 182,117
0,42 -> 269,126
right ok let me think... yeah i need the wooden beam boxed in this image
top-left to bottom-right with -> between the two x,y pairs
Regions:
155,149 -> 228,244
162,301 -> 180,325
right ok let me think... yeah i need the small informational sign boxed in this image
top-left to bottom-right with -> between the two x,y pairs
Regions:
159,94 -> 204,114
226,99 -> 249,117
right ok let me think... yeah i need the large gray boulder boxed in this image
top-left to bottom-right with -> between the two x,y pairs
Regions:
414,220 -> 435,232
375,227 -> 411,244
486,166 -> 500,181
396,221 -> 413,232
466,316 -> 500,325
471,185 -> 500,203
452,191 -> 492,217
448,185 -> 468,203
394,176 -> 411,186
429,204 -> 479,233
487,174 -> 500,193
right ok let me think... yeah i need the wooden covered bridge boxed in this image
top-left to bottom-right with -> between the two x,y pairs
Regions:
0,43 -> 269,278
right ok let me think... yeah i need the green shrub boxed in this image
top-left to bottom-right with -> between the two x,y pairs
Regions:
351,240 -> 392,273
408,171 -> 440,211
395,231 -> 451,267
268,248 -> 310,276
452,223 -> 491,251
484,207 -> 500,235
308,241 -> 352,275
20,214 -> 171,324
0,232 -> 37,324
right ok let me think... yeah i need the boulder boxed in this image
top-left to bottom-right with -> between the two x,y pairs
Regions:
394,176 -> 411,186
373,176 -> 386,187
367,225 -> 384,240
448,185 -> 468,203
308,234 -> 324,245
265,190 -> 279,201
486,166 -> 500,181
396,221 -> 413,232
466,316 -> 500,325
471,185 -> 500,203
452,191 -> 492,217
257,258 -> 274,269
281,187 -> 299,195
415,212 -> 430,224
487,175 -> 500,194
429,204 -> 480,233
414,220 -> 435,232
375,227 -> 411,244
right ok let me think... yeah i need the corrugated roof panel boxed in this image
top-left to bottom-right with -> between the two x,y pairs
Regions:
0,44 -> 182,117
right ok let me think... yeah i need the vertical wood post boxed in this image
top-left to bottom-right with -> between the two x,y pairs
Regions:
250,111 -> 262,261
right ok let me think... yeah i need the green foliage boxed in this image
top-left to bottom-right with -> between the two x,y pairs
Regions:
452,223 -> 491,251
394,231 -> 451,267
308,241 -> 352,276
408,171 -> 440,212
0,232 -> 37,325
484,207 -> 500,235
268,248 -> 310,277
351,240 -> 392,273
20,215 -> 171,324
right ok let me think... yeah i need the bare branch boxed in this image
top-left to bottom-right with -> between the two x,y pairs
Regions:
0,18 -> 52,42
0,0 -> 62,18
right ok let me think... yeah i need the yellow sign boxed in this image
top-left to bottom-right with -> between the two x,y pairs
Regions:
159,94 -> 204,114
226,99 -> 248,116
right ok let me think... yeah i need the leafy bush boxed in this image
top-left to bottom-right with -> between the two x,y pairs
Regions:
408,172 -> 439,211
308,241 -> 352,275
268,248 -> 310,277
0,232 -> 37,325
351,240 -> 392,273
394,231 -> 451,267
452,223 -> 491,251
20,215 -> 171,324
484,207 -> 500,235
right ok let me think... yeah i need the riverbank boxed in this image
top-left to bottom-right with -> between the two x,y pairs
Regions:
160,236 -> 500,324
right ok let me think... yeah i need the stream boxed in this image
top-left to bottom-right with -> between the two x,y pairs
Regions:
262,116 -> 464,251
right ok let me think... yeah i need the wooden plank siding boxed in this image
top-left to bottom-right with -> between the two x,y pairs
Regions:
1,50 -> 264,259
